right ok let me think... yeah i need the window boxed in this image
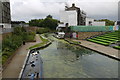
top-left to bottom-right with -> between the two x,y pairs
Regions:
117,21 -> 120,26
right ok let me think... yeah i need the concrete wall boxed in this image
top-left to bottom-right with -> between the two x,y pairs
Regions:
1,23 -> 11,28
68,11 -> 77,26
85,18 -> 94,26
78,32 -> 106,40
1,27 -> 13,34
92,21 -> 105,26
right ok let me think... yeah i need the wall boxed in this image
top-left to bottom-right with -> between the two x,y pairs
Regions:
85,18 -> 94,26
60,10 -> 77,26
68,11 -> 77,26
3,23 -> 11,28
78,32 -> 106,39
1,27 -> 13,34
92,21 -> 105,26
86,18 -> 105,26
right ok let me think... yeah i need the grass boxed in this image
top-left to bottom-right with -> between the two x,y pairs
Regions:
65,38 -> 81,45
87,31 -> 119,48
88,39 -> 109,46
29,34 -> 49,49
113,46 -> 120,50
95,37 -> 118,41
92,38 -> 115,44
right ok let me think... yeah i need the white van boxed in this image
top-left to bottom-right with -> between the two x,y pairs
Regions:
56,32 -> 65,39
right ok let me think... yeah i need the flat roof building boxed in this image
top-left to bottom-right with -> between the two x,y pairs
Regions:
0,0 -> 11,28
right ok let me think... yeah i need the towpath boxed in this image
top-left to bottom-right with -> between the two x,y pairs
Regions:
74,40 -> 119,60
2,34 -> 42,78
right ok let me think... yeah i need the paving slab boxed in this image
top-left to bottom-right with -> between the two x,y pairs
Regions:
74,40 -> 119,60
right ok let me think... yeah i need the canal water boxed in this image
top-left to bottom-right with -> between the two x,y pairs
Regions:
39,35 -> 118,78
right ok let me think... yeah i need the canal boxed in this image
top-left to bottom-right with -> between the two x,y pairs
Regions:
39,35 -> 118,78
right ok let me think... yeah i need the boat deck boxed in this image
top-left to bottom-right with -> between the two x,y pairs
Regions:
21,51 -> 43,79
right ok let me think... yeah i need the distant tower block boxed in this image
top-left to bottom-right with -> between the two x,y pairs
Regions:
0,0 -> 11,28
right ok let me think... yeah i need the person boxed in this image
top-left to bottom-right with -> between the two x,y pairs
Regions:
76,33 -> 78,39
23,40 -> 25,45
70,32 -> 72,39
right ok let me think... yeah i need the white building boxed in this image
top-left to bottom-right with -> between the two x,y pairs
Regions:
85,17 -> 105,26
60,10 -> 77,26
59,3 -> 105,28
59,3 -> 86,27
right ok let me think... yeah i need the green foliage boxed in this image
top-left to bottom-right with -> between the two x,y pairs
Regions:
113,46 -> 120,50
87,31 -> 119,47
29,15 -> 58,30
29,34 -> 49,49
66,39 -> 81,45
87,39 -> 109,46
36,28 -> 51,34
29,19 -> 44,27
46,15 -> 52,18
2,27 -> 35,64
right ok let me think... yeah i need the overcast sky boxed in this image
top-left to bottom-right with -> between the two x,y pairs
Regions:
10,0 -> 119,22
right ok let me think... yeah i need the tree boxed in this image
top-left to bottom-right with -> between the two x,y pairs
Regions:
41,17 -> 58,29
97,19 -> 115,26
46,15 -> 52,18
29,15 -> 58,30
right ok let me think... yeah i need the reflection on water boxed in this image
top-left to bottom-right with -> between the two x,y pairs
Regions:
40,35 -> 118,78
57,41 -> 93,62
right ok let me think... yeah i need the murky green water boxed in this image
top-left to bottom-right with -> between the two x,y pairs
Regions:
39,35 -> 118,78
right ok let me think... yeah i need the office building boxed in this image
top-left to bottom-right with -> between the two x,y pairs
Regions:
0,0 -> 11,28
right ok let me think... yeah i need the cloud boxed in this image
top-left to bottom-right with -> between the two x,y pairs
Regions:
10,0 -> 119,22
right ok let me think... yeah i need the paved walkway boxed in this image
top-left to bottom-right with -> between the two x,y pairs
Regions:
2,34 -> 42,78
74,40 -> 119,60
